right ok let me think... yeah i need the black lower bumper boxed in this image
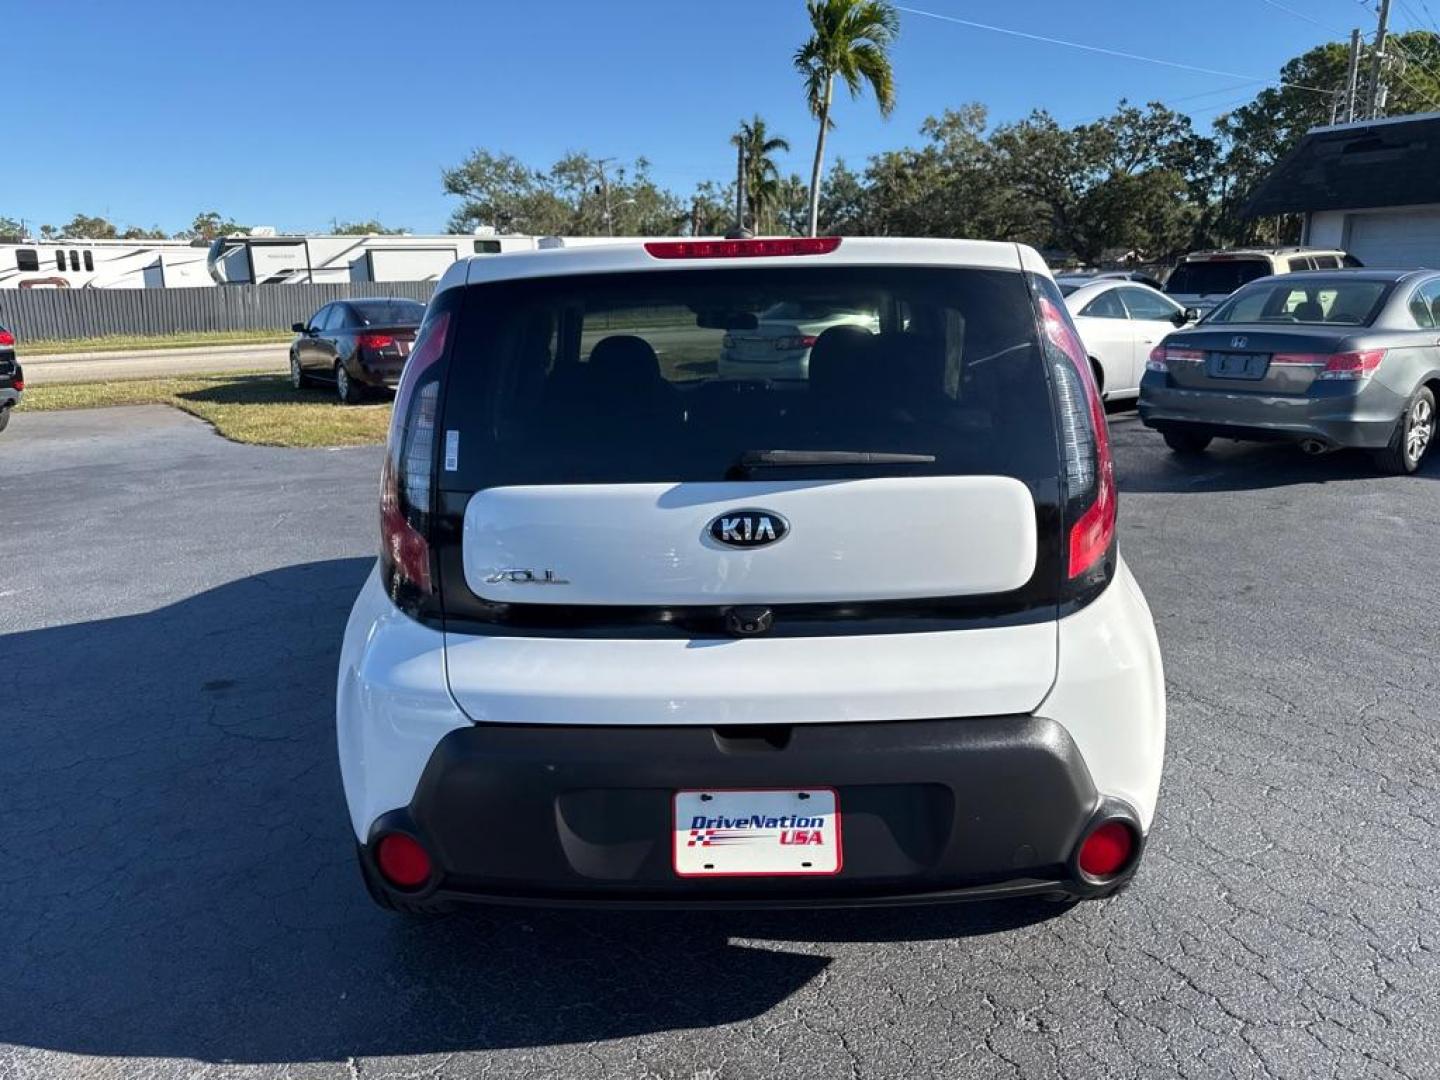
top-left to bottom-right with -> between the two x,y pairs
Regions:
362,717 -> 1143,909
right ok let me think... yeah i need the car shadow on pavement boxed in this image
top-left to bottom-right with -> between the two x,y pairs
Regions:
0,558 -> 1062,1066
1107,413 -> 1440,493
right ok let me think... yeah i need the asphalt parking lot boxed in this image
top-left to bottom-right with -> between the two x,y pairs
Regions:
3,404 -> 1439,1080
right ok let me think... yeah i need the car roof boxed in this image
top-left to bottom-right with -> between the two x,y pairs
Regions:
1248,268 -> 1432,284
436,237 -> 1051,294
1183,247 -> 1345,259
1064,277 -> 1166,298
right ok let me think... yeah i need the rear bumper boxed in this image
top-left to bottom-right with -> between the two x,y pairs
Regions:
338,562 -> 1165,909
352,354 -> 404,388
1138,373 -> 1404,448
361,717 -> 1143,908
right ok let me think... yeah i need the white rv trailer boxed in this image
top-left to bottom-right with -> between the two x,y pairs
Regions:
0,231 -> 548,289
0,238 -> 214,289
206,232 -> 542,285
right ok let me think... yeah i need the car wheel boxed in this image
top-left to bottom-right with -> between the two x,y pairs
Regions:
1162,428 -> 1212,455
0,407 -> 9,433
1374,385 -> 1436,475
290,351 -> 309,390
355,843 -> 456,916
335,362 -> 363,405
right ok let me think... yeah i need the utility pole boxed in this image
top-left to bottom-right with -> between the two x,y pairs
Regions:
735,143 -> 747,234
594,158 -> 615,236
1344,28 -> 1363,123
1366,0 -> 1392,120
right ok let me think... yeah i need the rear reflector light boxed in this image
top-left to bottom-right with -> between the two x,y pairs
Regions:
644,237 -> 841,259
357,333 -> 395,349
374,833 -> 432,889
0,330 -> 13,346
11,377 -> 22,391
775,334 -> 818,351
1078,821 -> 1136,879
1146,345 -> 1204,372
1318,348 -> 1386,381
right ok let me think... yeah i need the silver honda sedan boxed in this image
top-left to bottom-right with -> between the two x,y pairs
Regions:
1139,269 -> 1440,474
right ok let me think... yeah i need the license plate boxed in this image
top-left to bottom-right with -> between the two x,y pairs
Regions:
1207,351 -> 1268,379
673,788 -> 841,877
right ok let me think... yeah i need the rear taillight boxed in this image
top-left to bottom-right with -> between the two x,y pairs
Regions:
12,376 -> 22,392
1318,349 -> 1386,381
644,237 -> 841,259
1146,345 -> 1204,373
380,309 -> 451,614
1035,286 -> 1116,584
775,334 -> 818,351
0,330 -> 14,347
357,332 -> 395,349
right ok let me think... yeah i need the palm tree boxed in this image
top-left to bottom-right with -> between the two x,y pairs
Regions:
731,116 -> 791,234
794,0 -> 899,236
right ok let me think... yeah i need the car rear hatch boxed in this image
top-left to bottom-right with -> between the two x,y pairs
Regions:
383,250 -> 1114,727
1164,256 -> 1271,307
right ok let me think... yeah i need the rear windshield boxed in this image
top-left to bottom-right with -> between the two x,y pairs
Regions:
440,267 -> 1058,489
351,299 -> 425,325
1165,259 -> 1270,296
1207,279 -> 1391,325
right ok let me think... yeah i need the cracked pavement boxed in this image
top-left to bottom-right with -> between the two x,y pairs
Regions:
1,404 -> 1438,1079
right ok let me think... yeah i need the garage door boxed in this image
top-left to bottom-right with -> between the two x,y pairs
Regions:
1346,209 -> 1440,268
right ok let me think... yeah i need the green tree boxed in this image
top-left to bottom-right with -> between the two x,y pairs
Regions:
794,0 -> 899,236
816,159 -> 869,233
0,216 -> 23,236
332,219 -> 408,235
443,149 -> 685,236
59,213 -> 118,239
685,179 -> 737,235
120,225 -> 169,239
990,102 -> 1212,263
847,106 -> 1036,240
1209,31 -> 1440,245
730,115 -> 791,234
182,211 -> 248,241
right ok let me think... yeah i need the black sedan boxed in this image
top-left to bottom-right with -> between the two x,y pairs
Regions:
289,298 -> 426,404
1139,269 -> 1440,474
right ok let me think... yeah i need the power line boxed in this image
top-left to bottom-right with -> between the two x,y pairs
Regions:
894,5 -> 1342,96
1258,0 -> 1347,35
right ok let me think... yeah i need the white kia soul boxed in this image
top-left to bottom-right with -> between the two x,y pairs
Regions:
337,236 -> 1166,912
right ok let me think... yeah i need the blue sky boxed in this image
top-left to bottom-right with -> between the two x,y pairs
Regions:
5,0 -> 1399,235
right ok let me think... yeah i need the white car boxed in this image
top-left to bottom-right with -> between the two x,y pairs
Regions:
1064,279 -> 1195,401
338,236 -> 1166,912
718,301 -> 879,379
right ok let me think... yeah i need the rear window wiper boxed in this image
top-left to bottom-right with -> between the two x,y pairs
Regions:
728,449 -> 936,478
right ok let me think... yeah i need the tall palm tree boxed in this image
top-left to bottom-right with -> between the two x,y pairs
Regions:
731,115 -> 791,234
794,0 -> 899,236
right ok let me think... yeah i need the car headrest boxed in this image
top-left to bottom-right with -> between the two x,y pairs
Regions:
883,334 -> 946,405
808,325 -> 874,400
588,334 -> 665,388
1292,299 -> 1324,322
